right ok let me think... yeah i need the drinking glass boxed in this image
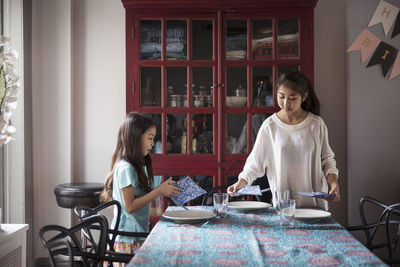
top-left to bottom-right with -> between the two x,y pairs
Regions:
279,199 -> 296,226
273,189 -> 290,212
213,193 -> 229,218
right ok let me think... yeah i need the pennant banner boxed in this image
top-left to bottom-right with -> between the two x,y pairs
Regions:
366,42 -> 398,77
389,53 -> 400,80
347,29 -> 381,64
391,12 -> 400,38
368,0 -> 399,36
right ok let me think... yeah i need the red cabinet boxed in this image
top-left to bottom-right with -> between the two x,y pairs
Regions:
121,0 -> 318,214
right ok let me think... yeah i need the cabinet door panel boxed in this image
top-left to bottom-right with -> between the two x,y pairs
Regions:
166,113 -> 187,154
252,19 -> 273,60
141,67 -> 161,107
166,20 -> 187,60
226,20 -> 247,60
167,67 -> 187,107
252,67 -> 273,107
277,19 -> 299,59
193,67 -> 213,108
226,67 -> 247,107
140,20 -> 161,60
192,114 -> 213,154
192,20 -> 213,60
226,114 -> 247,154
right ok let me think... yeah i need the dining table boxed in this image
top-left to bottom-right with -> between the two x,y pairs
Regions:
128,205 -> 386,266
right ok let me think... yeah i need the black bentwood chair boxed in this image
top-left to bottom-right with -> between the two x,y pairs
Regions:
346,196 -> 400,263
384,208 -> 400,265
74,200 -> 149,266
39,214 -> 109,267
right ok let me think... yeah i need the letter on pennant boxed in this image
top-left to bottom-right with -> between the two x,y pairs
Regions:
368,0 -> 399,36
347,29 -> 381,64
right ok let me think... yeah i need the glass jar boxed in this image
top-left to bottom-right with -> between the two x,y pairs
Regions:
182,95 -> 187,107
171,95 -> 181,107
167,85 -> 174,95
235,85 -> 246,97
193,95 -> 203,107
207,95 -> 213,107
198,86 -> 207,96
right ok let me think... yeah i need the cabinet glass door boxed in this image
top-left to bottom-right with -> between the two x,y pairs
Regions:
192,20 -> 213,60
140,20 -> 161,60
166,20 -> 187,60
252,67 -> 273,107
226,20 -> 247,60
167,67 -> 187,107
226,67 -> 247,107
277,19 -> 299,59
252,19 -> 273,60
141,67 -> 161,107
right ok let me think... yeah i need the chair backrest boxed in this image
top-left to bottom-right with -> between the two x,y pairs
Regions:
74,200 -> 148,254
346,196 -> 400,264
39,214 -> 109,267
75,200 -> 122,250
385,208 -> 400,263
358,197 -> 400,250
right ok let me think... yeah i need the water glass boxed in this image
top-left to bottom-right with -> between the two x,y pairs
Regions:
279,199 -> 296,226
213,193 -> 229,218
273,189 -> 290,212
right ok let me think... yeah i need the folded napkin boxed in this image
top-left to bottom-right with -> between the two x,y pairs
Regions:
170,176 -> 207,206
298,192 -> 336,199
236,185 -> 262,196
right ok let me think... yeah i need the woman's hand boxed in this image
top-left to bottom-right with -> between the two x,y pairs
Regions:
157,177 -> 182,197
326,174 -> 340,201
227,178 -> 248,197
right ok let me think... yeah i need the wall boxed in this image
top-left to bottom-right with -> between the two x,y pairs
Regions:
32,0 -> 125,258
346,0 -> 400,225
315,0 -> 347,225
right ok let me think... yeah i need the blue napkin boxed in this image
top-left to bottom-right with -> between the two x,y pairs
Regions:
236,185 -> 262,196
170,176 -> 207,206
298,192 -> 336,199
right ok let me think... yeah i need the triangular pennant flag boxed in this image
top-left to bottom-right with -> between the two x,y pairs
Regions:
347,29 -> 381,64
391,12 -> 400,38
366,41 -> 398,77
389,53 -> 400,80
368,0 -> 399,36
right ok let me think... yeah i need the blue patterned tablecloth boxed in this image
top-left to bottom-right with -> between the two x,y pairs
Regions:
129,206 -> 386,266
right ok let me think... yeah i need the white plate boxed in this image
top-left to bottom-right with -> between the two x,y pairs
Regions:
227,201 -> 271,211
295,209 -> 331,219
162,210 -> 216,223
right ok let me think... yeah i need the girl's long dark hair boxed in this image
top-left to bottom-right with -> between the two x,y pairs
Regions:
276,71 -> 320,115
100,112 -> 155,202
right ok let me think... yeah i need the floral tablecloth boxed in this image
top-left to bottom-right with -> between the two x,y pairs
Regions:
129,206 -> 386,266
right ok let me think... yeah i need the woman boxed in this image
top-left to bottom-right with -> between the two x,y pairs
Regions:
228,71 -> 340,210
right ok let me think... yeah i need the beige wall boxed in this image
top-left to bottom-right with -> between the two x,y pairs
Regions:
346,0 -> 400,224
32,0 -> 125,258
315,0 -> 347,225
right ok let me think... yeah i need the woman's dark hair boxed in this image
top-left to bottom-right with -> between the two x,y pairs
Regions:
276,71 -> 320,115
100,112 -> 156,202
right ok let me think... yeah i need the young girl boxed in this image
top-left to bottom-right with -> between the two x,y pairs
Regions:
228,71 -> 340,210
100,112 -> 181,260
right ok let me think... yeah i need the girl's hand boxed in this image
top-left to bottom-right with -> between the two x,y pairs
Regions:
227,178 -> 248,197
326,174 -> 340,201
158,177 -> 182,197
